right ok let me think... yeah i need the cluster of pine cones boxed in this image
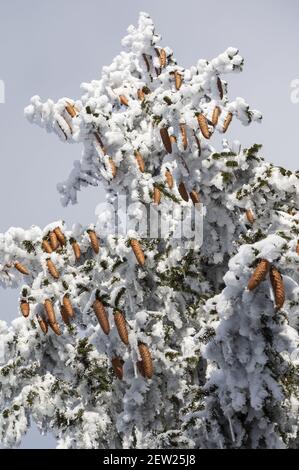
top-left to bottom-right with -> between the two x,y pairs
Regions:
15,226 -> 153,380
247,259 -> 285,310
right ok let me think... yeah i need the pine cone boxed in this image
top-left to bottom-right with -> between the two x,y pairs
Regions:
174,71 -> 182,90
49,231 -> 59,251
37,315 -> 48,335
180,123 -> 188,150
135,151 -> 145,173
223,112 -> 233,133
217,76 -> 224,99
165,169 -> 174,189
63,295 -> 74,318
160,127 -> 172,154
60,306 -> 70,325
42,239 -> 53,254
190,190 -> 200,205
169,134 -> 177,145
72,240 -> 81,260
88,230 -> 100,254
119,95 -> 129,106
153,186 -> 161,205
159,48 -> 167,68
44,299 -> 57,324
54,227 -> 66,246
247,259 -> 270,291
65,101 -> 78,118
130,239 -> 145,266
20,300 -> 30,318
138,343 -> 153,379
246,209 -> 255,224
114,311 -> 129,345
270,266 -> 285,310
107,157 -> 117,178
137,89 -> 145,101
46,259 -> 60,279
49,322 -> 62,336
197,114 -> 210,139
212,106 -> 221,126
178,182 -> 189,202
296,242 -> 299,255
111,357 -> 124,380
14,262 -> 29,275
93,299 -> 110,335
137,360 -> 145,378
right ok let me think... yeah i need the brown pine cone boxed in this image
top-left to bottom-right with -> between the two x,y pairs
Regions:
63,295 -> 74,318
223,112 -> 233,133
71,240 -> 81,260
246,209 -> 255,224
49,322 -> 62,336
54,227 -> 66,246
190,190 -> 200,205
44,299 -> 56,324
178,182 -> 189,202
37,315 -> 48,335
119,95 -> 129,106
111,357 -> 124,380
135,151 -> 145,173
212,106 -> 221,126
138,343 -> 153,379
165,169 -> 174,189
93,299 -> 110,335
174,71 -> 182,90
160,127 -> 172,154
153,186 -> 161,205
20,300 -> 30,318
137,89 -> 145,101
130,239 -> 145,266
197,113 -> 210,139
114,311 -> 129,345
159,48 -> 167,67
107,157 -> 117,178
65,101 -> 78,118
42,239 -> 53,253
49,231 -> 59,251
296,242 -> 299,255
217,76 -> 224,99
46,259 -> 60,279
60,306 -> 70,325
88,230 -> 100,254
270,266 -> 285,310
14,262 -> 29,275
247,259 -> 270,291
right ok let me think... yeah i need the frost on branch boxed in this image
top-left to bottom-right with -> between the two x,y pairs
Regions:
0,12 -> 298,448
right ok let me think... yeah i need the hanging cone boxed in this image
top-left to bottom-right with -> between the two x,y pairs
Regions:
60,306 -> 70,325
63,295 -> 74,318
165,169 -> 174,189
138,343 -> 153,379
65,101 -> 78,118
137,89 -> 145,101
44,299 -> 56,324
190,190 -> 200,205
88,230 -> 100,254
178,182 -> 189,202
197,114 -> 210,139
296,242 -> 299,255
119,95 -> 129,106
20,300 -> 30,318
71,240 -> 81,260
37,315 -> 48,335
217,76 -> 224,99
107,157 -> 117,178
54,227 -> 66,246
160,127 -> 172,154
114,311 -> 129,345
247,259 -> 270,291
111,357 -> 124,380
46,259 -> 60,279
180,123 -> 188,150
135,151 -> 145,173
174,71 -> 182,90
223,112 -> 233,133
159,48 -> 167,68
246,209 -> 255,224
93,299 -> 110,335
14,262 -> 29,275
42,239 -> 53,254
49,322 -> 62,336
49,231 -> 59,251
130,239 -> 145,266
153,186 -> 161,205
212,106 -> 221,126
137,360 -> 146,378
270,266 -> 285,310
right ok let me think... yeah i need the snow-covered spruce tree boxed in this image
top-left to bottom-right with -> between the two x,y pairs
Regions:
0,12 -> 298,448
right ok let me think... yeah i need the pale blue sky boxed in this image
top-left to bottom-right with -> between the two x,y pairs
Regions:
0,0 -> 298,448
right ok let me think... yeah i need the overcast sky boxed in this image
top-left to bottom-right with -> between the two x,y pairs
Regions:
0,0 -> 298,449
